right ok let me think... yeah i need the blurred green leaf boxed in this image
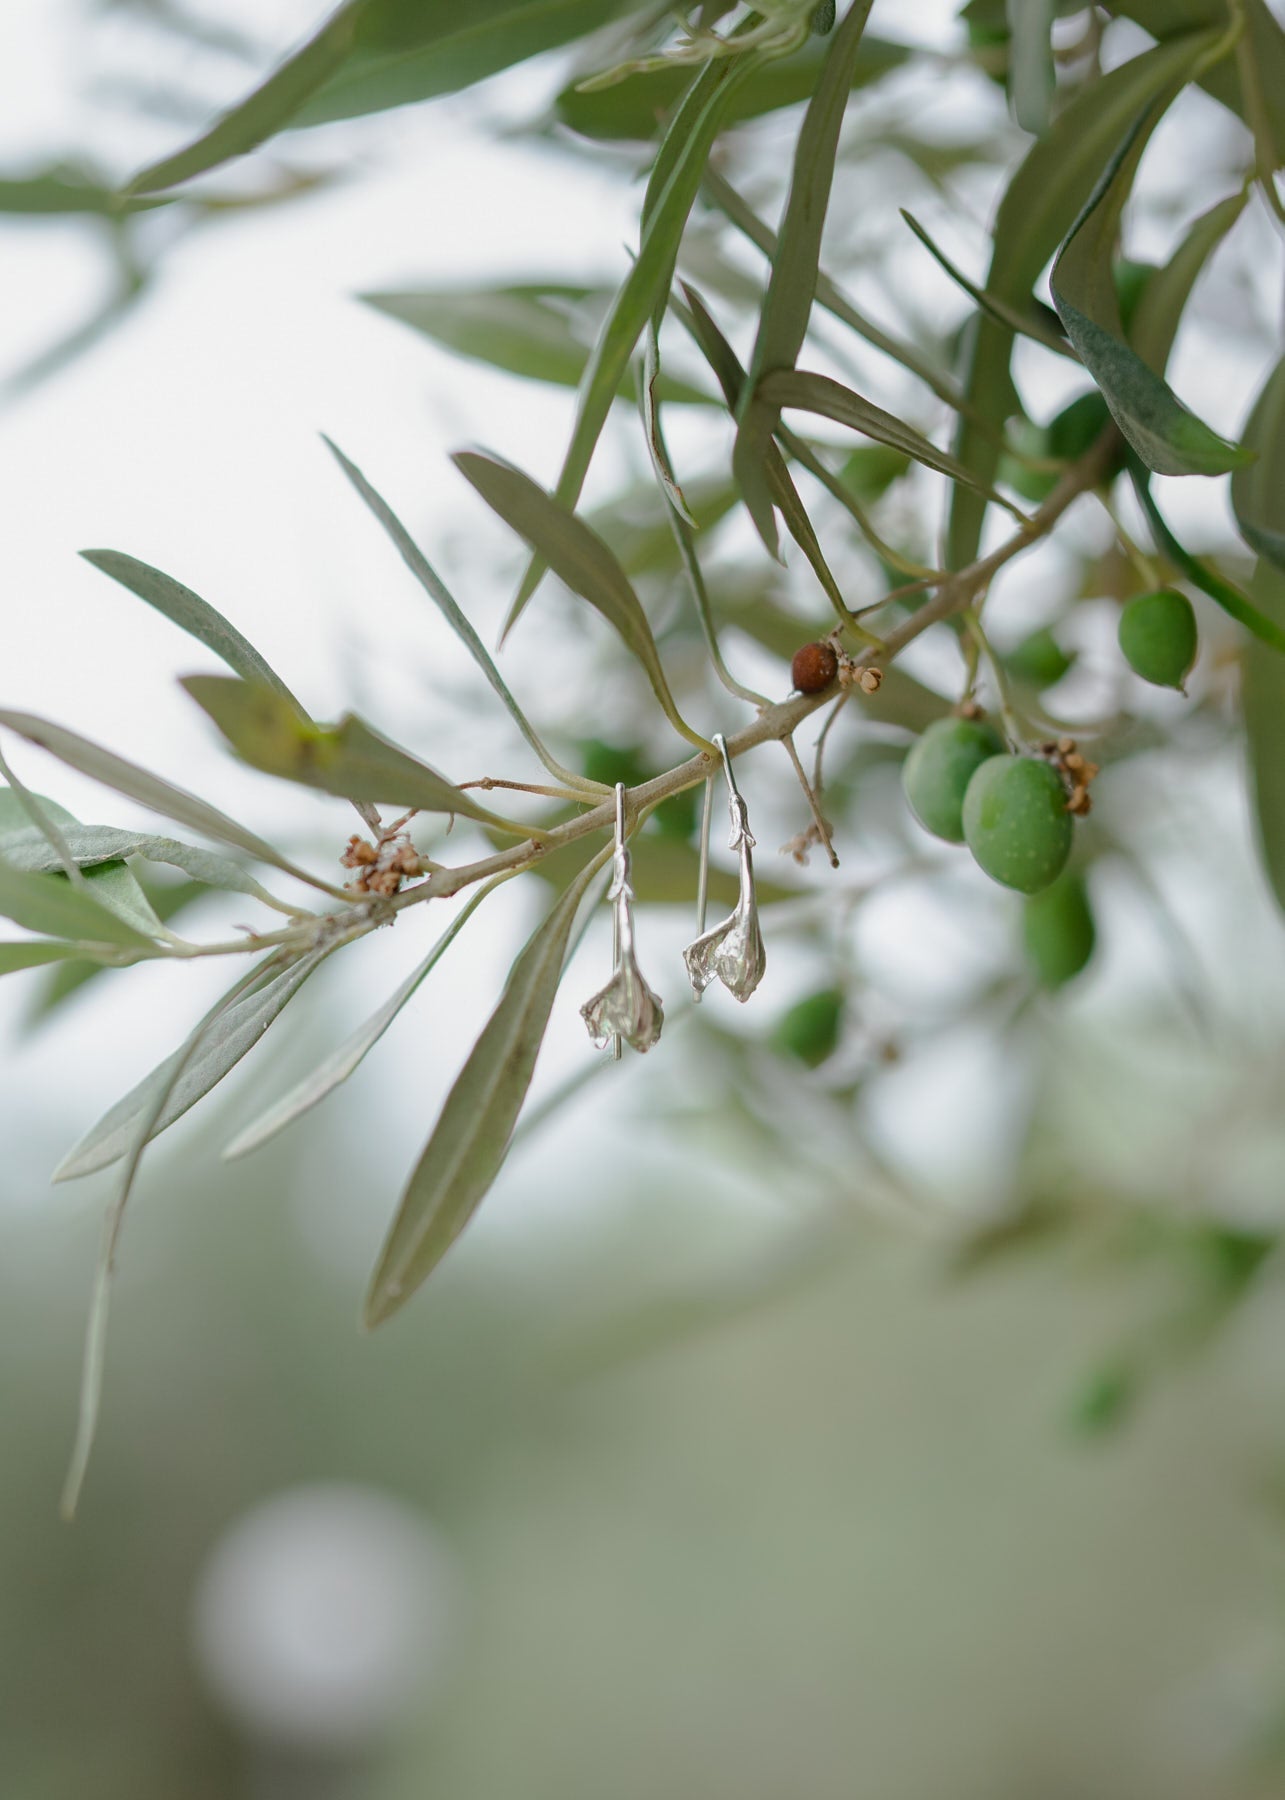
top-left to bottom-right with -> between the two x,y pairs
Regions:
554,29 -> 908,140
590,476 -> 740,577
0,707 -> 336,894
900,210 -> 1075,357
734,0 -> 878,551
1232,357 -> 1285,573
128,8 -> 359,193
675,285 -> 856,624
506,47 -> 757,632
1106,0 -> 1285,170
0,163 -> 154,215
223,880 -> 500,1160
27,877 -> 206,1021
453,451 -> 710,750
947,33 -> 1216,567
1128,188 -> 1247,375
1006,0 -> 1055,134
364,854 -> 602,1325
298,0 -> 634,126
760,369 -> 1009,499
1050,104 -> 1252,476
360,283 -> 710,403
702,172 -> 966,410
54,948 -> 334,1181
80,548 -> 310,716
0,854 -> 155,951
323,437 -> 591,794
0,940 -> 100,976
182,676 -> 521,830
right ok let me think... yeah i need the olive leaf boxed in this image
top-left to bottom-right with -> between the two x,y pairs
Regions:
360,283 -> 708,404
0,786 -> 162,937
1242,561 -> 1285,918
702,171 -> 967,408
505,44 -> 758,634
758,369 -> 1016,505
295,0 -> 634,128
222,880 -> 502,1161
899,210 -> 1075,358
554,28 -> 908,141
1128,187 -> 1247,375
672,285 -> 856,623
0,941 -> 93,976
364,853 -> 604,1326
80,548 -> 309,714
732,0 -> 878,552
1232,357 -> 1285,575
182,676 -> 527,833
1007,0 -> 1055,135
453,450 -> 711,750
0,854 -> 156,951
322,437 -> 594,794
60,951 -> 282,1519
947,32 -> 1219,568
128,8 -> 359,193
1050,100 -> 1253,477
0,784 -> 293,916
54,946 -> 335,1182
0,707 -> 342,896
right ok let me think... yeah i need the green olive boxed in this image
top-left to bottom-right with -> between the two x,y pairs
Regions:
902,716 -> 1006,844
1005,626 -> 1074,691
962,755 -> 1073,894
1118,588 -> 1197,690
772,987 -> 844,1068
1023,869 -> 1095,988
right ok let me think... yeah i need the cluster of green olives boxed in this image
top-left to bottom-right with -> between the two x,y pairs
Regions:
903,716 -> 1074,894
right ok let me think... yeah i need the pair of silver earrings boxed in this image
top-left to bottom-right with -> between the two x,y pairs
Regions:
579,734 -> 766,1058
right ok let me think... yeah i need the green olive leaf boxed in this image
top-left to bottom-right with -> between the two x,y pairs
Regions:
322,437 -> 594,795
947,32 -> 1218,568
704,171 -> 969,408
364,854 -> 604,1325
554,28 -> 908,141
1232,357 -> 1285,575
453,450 -> 711,750
127,8 -> 360,194
54,947 -> 335,1182
0,707 -> 341,897
79,548 -> 309,716
733,0 -> 878,552
505,45 -> 758,634
672,285 -> 857,624
0,940 -> 95,976
182,676 -> 525,832
899,210 -> 1075,358
1050,99 -> 1253,476
1128,187 -> 1247,374
1242,559 -> 1285,917
1007,0 -> 1055,134
0,856 -> 154,951
359,283 -> 709,404
759,369 -> 1016,505
223,880 -> 501,1162
296,0 -> 634,127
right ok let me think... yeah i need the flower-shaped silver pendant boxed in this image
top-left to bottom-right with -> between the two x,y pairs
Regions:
682,734 -> 766,1005
580,785 -> 664,1055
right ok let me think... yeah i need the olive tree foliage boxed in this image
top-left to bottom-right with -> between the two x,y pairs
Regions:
3,0 -> 1285,1508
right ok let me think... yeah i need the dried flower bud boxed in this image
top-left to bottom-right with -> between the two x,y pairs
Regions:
857,666 -> 883,694
791,641 -> 839,694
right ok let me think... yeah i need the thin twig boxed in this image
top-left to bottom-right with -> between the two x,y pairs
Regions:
780,733 -> 838,867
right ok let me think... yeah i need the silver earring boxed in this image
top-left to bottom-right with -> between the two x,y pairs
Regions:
682,733 -> 766,1004
580,783 -> 665,1055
